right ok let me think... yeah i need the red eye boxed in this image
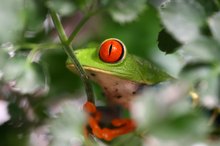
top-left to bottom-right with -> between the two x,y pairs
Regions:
99,39 -> 125,63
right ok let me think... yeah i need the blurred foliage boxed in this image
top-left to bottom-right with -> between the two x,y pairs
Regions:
0,0 -> 220,146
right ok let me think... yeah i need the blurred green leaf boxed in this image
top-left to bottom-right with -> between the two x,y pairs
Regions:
0,124 -> 28,146
47,0 -> 76,16
197,0 -> 219,16
24,0 -> 47,31
179,37 -> 220,63
0,47 -> 10,70
159,0 -> 206,43
110,133 -> 142,146
73,0 -> 92,9
181,62 -> 213,77
50,103 -> 85,146
208,12 -> 220,43
2,55 -> 48,95
0,0 -> 48,44
132,83 -> 209,143
151,107 -> 208,140
41,49 -> 81,97
108,0 -> 147,23
181,62 -> 220,102
47,0 -> 91,16
0,0 -> 25,43
158,29 -> 181,54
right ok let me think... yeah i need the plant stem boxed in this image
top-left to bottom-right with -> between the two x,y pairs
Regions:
49,10 -> 94,103
16,43 -> 62,50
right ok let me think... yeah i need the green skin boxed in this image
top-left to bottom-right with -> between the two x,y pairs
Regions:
67,46 -> 172,108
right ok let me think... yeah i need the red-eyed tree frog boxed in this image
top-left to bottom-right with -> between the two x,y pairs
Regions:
66,38 -> 172,141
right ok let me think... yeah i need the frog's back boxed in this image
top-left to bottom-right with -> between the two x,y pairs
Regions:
128,55 -> 173,84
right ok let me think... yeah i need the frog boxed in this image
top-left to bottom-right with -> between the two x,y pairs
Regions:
66,38 -> 172,141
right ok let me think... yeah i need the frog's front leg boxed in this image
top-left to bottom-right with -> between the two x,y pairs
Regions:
83,102 -> 136,141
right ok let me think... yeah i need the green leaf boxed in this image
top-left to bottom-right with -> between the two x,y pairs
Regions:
179,37 -> 220,63
181,62 -> 220,103
159,0 -> 206,43
41,49 -> 81,97
0,124 -> 28,146
110,133 -> 142,146
24,0 -> 47,31
50,103 -> 85,146
2,55 -> 48,95
132,83 -> 209,143
0,0 -> 25,44
47,0 -> 76,16
108,0 -> 147,23
0,0 -> 47,43
47,0 -> 91,16
0,47 -> 10,71
197,0 -> 219,16
208,12 -> 220,43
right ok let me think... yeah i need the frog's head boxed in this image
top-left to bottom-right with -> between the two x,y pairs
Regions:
66,38 -> 173,85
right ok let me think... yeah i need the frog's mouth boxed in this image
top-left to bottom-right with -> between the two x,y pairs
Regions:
66,63 -> 132,82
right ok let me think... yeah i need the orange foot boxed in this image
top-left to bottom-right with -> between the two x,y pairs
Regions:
83,102 -> 136,141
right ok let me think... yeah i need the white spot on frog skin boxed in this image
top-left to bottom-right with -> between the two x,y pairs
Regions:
88,70 -> 142,108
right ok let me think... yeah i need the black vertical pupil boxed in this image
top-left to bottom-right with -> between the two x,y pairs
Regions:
108,44 -> 113,56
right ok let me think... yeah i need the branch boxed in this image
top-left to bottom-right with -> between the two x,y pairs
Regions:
49,10 -> 95,103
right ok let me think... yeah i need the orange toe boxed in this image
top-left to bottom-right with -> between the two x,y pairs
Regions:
88,117 -> 103,138
111,118 -> 130,127
83,101 -> 96,113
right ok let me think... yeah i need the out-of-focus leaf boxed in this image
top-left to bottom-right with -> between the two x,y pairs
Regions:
41,49 -> 81,97
158,29 -> 181,54
108,0 -> 147,23
197,0 -> 219,16
0,124 -> 28,146
181,62 -> 213,74
0,0 -> 47,44
47,0 -> 76,16
179,37 -> 220,63
24,0 -> 47,31
47,0 -> 91,16
159,0 -> 206,43
2,55 -> 48,95
208,12 -> 220,43
131,82 -> 209,144
180,62 -> 220,107
148,0 -> 167,7
159,0 -> 171,8
0,0 -> 25,43
110,133 -> 142,146
73,0 -> 92,9
0,46 -> 10,71
180,63 -> 216,97
50,103 -> 85,146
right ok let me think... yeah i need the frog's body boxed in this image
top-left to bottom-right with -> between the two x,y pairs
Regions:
77,67 -> 142,108
67,46 -> 171,108
66,38 -> 172,141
